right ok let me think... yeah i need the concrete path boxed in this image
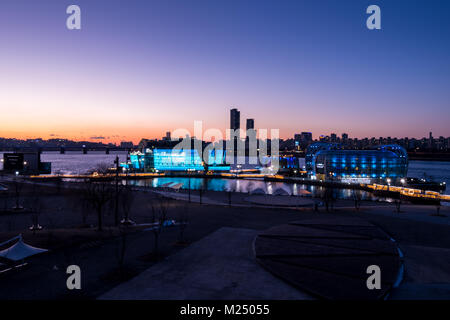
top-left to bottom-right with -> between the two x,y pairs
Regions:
254,218 -> 402,300
99,227 -> 313,300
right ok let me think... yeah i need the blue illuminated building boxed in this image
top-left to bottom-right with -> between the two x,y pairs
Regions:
124,148 -> 230,172
306,143 -> 408,184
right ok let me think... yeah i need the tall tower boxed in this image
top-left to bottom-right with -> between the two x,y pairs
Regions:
245,119 -> 256,148
246,119 -> 254,131
429,131 -> 433,149
230,108 -> 240,131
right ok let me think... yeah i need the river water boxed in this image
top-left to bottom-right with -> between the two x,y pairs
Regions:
1,151 -> 449,196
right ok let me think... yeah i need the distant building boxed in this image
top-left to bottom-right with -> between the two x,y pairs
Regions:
162,131 -> 171,141
306,142 -> 408,184
120,141 -> 134,148
246,119 -> 254,130
330,133 -> 337,142
124,149 -> 230,172
230,108 -> 240,131
342,133 -> 349,142
301,132 -> 312,143
294,132 -> 312,149
2,152 -> 51,175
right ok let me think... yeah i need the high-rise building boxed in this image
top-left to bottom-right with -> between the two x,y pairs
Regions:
301,132 -> 313,143
162,131 -> 171,141
246,119 -> 254,131
428,131 -> 433,149
230,108 -> 240,131
294,132 -> 312,149
342,133 -> 349,142
330,133 -> 337,142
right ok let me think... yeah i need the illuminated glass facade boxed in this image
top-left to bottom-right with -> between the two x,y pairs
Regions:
305,142 -> 340,173
125,148 -> 230,172
206,149 -> 230,171
306,143 -> 408,183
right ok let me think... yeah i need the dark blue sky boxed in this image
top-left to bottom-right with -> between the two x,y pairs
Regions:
0,0 -> 449,142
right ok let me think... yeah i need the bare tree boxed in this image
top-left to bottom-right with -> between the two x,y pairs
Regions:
87,162 -> 111,176
321,187 -> 335,212
353,189 -> 362,211
394,199 -> 402,213
12,176 -> 24,211
177,204 -> 189,245
149,198 -> 169,258
29,183 -> 44,233
120,184 -> 135,225
82,179 -> 115,231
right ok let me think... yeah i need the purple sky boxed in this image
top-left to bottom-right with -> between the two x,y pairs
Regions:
0,0 -> 449,143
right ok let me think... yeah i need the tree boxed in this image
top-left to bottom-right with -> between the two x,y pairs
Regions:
12,175 -> 24,211
54,170 -> 63,195
177,204 -> 189,245
29,183 -> 44,233
149,198 -> 169,258
353,189 -> 362,211
120,184 -> 135,225
321,187 -> 335,212
394,199 -> 402,213
82,179 -> 114,231
114,155 -> 120,226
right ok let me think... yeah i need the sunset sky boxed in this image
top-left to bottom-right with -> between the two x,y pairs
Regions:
0,0 -> 449,144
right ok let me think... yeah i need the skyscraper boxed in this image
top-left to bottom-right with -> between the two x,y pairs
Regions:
330,133 -> 337,142
342,133 -> 349,142
301,132 -> 313,144
246,118 -> 254,131
245,118 -> 256,147
230,108 -> 240,131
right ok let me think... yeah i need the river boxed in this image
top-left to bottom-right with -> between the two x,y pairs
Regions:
1,151 -> 449,196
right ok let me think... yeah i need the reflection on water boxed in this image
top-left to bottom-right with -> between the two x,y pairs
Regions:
1,151 -> 448,198
128,177 -> 379,201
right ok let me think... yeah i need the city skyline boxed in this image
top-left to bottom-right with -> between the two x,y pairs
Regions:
1,0 -> 450,143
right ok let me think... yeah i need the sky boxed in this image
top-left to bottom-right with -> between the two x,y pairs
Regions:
0,0 -> 449,144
